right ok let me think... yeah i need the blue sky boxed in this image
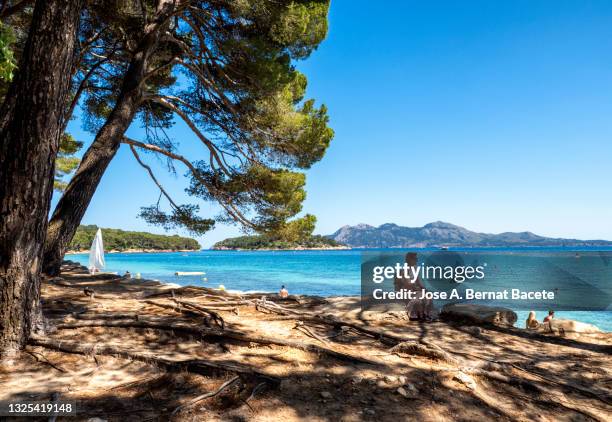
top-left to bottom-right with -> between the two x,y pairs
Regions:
59,0 -> 612,247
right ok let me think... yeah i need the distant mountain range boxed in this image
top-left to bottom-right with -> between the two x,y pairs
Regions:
327,221 -> 612,248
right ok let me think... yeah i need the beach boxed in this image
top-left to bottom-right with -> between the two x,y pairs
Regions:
68,249 -> 612,332
0,261 -> 610,421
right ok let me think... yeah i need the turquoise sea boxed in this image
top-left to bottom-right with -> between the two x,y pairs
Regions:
69,248 -> 612,332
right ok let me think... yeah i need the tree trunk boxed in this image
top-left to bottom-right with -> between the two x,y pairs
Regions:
0,0 -> 83,359
42,23 -> 167,276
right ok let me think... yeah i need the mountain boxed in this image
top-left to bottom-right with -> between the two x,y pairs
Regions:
327,221 -> 612,248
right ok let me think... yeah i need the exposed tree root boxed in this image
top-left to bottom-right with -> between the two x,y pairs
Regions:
171,375 -> 241,417
29,335 -> 279,383
171,299 -> 226,329
390,341 -> 457,364
470,368 -> 609,422
53,318 -> 381,366
143,299 -> 226,329
293,321 -> 329,345
25,350 -> 68,373
452,350 -> 612,405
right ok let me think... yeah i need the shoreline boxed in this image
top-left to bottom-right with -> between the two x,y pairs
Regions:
211,245 -> 351,251
66,248 -> 198,254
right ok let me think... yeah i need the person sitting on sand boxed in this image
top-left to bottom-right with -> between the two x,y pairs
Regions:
123,270 -> 131,279
543,310 -> 554,323
279,285 -> 289,299
394,253 -> 434,321
526,311 -> 539,329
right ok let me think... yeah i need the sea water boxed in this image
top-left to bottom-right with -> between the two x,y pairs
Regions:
68,248 -> 612,331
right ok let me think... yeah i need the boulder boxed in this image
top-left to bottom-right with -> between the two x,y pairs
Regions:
544,319 -> 601,334
440,303 -> 517,327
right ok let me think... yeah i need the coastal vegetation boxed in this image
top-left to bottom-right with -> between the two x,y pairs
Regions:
213,234 -> 343,250
68,225 -> 200,252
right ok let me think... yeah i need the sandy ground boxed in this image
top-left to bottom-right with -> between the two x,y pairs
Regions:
0,262 -> 610,421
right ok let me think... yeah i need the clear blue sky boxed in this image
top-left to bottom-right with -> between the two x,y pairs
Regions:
59,0 -> 612,247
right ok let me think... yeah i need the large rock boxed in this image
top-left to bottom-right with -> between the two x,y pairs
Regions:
440,303 -> 517,327
544,319 -> 602,334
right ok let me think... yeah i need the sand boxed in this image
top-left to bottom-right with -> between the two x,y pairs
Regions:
0,262 -> 610,421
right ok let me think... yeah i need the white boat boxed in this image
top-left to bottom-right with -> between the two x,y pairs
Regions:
174,271 -> 205,276
88,228 -> 105,274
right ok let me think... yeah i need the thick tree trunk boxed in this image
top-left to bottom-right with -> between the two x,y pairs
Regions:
42,24 -> 166,276
0,0 -> 83,358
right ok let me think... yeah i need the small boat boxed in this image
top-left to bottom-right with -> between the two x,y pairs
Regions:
175,271 -> 205,276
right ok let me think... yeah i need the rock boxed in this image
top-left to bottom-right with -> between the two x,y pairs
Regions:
396,386 -> 416,398
405,383 -> 418,393
364,409 -> 376,415
545,319 -> 602,334
440,303 -> 517,327
320,391 -> 332,399
376,380 -> 387,388
398,375 -> 407,385
396,387 -> 409,398
86,419 -> 107,422
465,326 -> 484,337
384,375 -> 397,383
453,371 -> 476,390
351,375 -> 364,384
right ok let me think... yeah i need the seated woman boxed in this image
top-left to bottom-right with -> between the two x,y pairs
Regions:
279,285 -> 289,299
525,311 -> 539,329
394,253 -> 435,320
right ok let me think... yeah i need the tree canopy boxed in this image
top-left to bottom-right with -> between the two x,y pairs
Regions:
69,0 -> 333,237
2,1 -> 334,275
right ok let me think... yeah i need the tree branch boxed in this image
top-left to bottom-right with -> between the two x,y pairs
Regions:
151,96 -> 231,175
129,144 -> 179,210
122,136 -> 254,228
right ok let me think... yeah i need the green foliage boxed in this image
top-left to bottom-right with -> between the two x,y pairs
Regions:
54,134 -> 83,192
0,22 -> 17,82
276,214 -> 317,242
6,1 -> 334,239
75,0 -> 333,237
213,234 -> 341,250
212,213 -> 341,249
69,225 -> 200,252
139,204 -> 215,235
